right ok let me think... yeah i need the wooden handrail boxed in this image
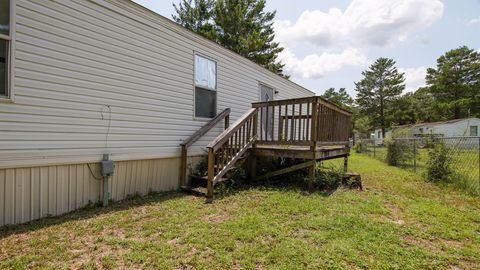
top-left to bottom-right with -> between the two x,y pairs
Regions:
206,108 -> 258,200
179,108 -> 230,186
207,108 -> 258,152
252,96 -> 352,116
181,108 -> 231,148
316,97 -> 353,116
252,96 -> 316,108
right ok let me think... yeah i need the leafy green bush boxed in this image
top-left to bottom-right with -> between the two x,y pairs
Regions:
426,141 -> 453,183
353,141 -> 363,153
386,138 -> 412,166
314,164 -> 343,190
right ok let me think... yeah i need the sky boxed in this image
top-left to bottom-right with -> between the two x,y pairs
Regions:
132,0 -> 480,97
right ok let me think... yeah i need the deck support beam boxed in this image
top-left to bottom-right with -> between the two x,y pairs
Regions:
255,160 -> 316,181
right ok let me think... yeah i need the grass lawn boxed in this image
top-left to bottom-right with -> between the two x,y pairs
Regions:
364,145 -> 480,195
1,154 -> 480,269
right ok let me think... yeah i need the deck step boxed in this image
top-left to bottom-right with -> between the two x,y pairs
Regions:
180,186 -> 207,196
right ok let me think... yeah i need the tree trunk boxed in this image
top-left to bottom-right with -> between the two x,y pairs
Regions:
380,98 -> 386,138
454,106 -> 461,119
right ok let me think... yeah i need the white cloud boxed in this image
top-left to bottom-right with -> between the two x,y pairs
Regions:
274,0 -> 444,48
468,16 -> 480,25
398,67 -> 427,92
278,48 -> 368,79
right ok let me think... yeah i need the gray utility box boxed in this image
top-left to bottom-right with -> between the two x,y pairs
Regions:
101,159 -> 115,177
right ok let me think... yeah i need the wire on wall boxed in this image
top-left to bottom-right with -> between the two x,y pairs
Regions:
87,163 -> 104,181
101,105 -> 112,151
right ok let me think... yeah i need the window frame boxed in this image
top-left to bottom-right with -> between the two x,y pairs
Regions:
193,52 -> 217,119
0,0 -> 15,103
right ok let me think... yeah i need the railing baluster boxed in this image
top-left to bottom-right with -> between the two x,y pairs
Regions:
284,105 -> 288,141
298,103 -> 303,141
278,105 -> 283,141
260,107 -> 264,142
291,103 -> 295,141
306,102 -> 311,141
265,106 -> 269,141
229,136 -> 234,160
271,105 -> 275,142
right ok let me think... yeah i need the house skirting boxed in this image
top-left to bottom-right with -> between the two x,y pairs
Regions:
0,156 -> 203,226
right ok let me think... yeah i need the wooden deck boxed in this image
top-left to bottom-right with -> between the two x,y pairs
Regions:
180,96 -> 353,201
253,144 -> 350,160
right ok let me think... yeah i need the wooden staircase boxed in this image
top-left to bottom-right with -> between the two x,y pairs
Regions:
180,97 -> 353,202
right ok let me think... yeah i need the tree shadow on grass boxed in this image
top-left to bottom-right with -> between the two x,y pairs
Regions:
0,191 -> 187,240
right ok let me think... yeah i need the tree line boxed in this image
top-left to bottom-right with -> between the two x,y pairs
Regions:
323,46 -> 480,138
173,1 -> 479,138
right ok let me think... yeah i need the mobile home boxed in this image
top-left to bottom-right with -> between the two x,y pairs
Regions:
0,0 -> 322,225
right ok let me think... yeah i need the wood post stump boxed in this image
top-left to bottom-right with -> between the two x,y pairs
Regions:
342,172 -> 363,191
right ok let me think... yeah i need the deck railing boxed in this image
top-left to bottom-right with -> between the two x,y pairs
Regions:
180,108 -> 230,186
251,96 -> 352,146
206,108 -> 258,200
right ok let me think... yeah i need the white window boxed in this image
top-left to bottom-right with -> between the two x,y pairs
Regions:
470,126 -> 478,137
0,0 -> 11,98
194,54 -> 217,118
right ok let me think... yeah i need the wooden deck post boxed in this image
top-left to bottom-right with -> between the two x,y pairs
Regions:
308,98 -> 319,191
179,145 -> 187,186
206,148 -> 215,203
224,115 -> 230,129
343,155 -> 348,174
250,110 -> 258,181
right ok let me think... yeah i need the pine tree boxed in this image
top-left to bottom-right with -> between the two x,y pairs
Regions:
173,0 -> 217,40
321,88 -> 354,110
214,0 -> 284,74
355,58 -> 405,137
426,46 -> 480,119
172,0 -> 286,76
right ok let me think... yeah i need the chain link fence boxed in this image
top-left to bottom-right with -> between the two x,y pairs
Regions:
358,137 -> 480,195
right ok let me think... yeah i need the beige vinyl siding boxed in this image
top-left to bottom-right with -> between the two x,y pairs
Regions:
0,0 -> 313,169
0,0 -> 315,225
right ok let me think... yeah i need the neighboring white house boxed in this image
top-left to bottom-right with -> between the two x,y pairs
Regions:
371,129 -> 391,145
408,118 -> 480,137
0,0 -> 315,225
372,117 -> 480,145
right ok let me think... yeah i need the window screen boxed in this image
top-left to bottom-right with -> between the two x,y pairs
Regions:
0,40 -> 7,97
0,1 -> 9,36
195,87 -> 216,118
195,55 -> 217,118
0,1 -> 9,97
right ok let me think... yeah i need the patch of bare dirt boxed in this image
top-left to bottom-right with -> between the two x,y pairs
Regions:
403,235 -> 440,252
202,213 -> 231,223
